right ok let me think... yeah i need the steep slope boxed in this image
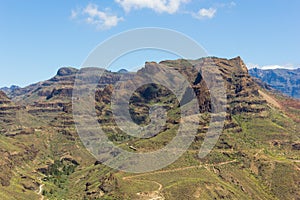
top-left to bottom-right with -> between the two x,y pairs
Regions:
0,91 -> 21,126
249,67 -> 300,99
0,57 -> 299,200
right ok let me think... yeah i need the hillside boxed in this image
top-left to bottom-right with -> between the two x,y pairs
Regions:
0,57 -> 299,200
249,68 -> 300,99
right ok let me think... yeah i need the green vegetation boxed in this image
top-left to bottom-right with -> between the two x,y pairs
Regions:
0,58 -> 299,199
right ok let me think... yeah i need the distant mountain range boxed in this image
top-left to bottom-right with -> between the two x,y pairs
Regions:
0,85 -> 20,95
249,68 -> 300,99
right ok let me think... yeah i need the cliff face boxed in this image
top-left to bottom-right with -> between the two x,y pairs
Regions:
0,57 -> 299,199
0,91 -> 21,126
249,68 -> 300,99
161,57 -> 266,114
4,57 -> 265,116
1,57 -> 267,136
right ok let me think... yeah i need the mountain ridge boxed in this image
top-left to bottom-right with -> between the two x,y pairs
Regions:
0,57 -> 299,199
249,67 -> 300,99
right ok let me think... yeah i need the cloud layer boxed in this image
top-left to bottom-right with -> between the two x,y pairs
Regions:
71,1 -> 235,30
247,63 -> 297,70
193,8 -> 217,19
71,4 -> 123,30
115,0 -> 189,14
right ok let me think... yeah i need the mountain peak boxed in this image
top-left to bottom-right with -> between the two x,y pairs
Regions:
229,56 -> 248,72
0,85 -> 20,95
117,69 -> 129,74
57,67 -> 78,76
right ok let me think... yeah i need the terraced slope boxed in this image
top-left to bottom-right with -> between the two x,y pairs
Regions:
0,57 -> 299,200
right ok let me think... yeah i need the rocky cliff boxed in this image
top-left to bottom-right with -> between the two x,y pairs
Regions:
0,57 -> 299,200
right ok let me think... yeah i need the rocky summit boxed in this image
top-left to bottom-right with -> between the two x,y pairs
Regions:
0,57 -> 299,200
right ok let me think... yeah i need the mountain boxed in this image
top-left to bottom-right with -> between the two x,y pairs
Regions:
0,57 -> 299,200
249,68 -> 300,99
1,85 -> 20,95
117,69 -> 129,74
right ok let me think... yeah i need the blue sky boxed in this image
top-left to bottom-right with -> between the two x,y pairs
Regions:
1,0 -> 299,87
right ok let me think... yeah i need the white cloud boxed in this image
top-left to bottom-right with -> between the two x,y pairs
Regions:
70,10 -> 78,19
71,4 -> 123,30
247,63 -> 260,69
115,0 -> 190,14
261,65 -> 288,70
193,7 -> 217,19
71,1 -> 232,29
247,63 -> 297,70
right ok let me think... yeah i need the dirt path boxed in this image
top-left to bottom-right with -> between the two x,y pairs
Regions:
127,179 -> 164,200
152,180 -> 163,191
122,160 -> 238,199
123,159 -> 238,180
37,183 -> 44,200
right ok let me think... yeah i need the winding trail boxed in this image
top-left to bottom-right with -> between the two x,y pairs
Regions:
37,183 -> 44,200
123,176 -> 164,199
136,180 -> 164,200
139,180 -> 163,192
123,159 -> 238,180
122,159 -> 238,199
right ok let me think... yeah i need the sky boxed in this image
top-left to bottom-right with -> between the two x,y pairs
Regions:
0,0 -> 300,87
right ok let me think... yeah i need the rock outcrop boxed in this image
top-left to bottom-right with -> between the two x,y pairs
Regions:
0,91 -> 21,125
